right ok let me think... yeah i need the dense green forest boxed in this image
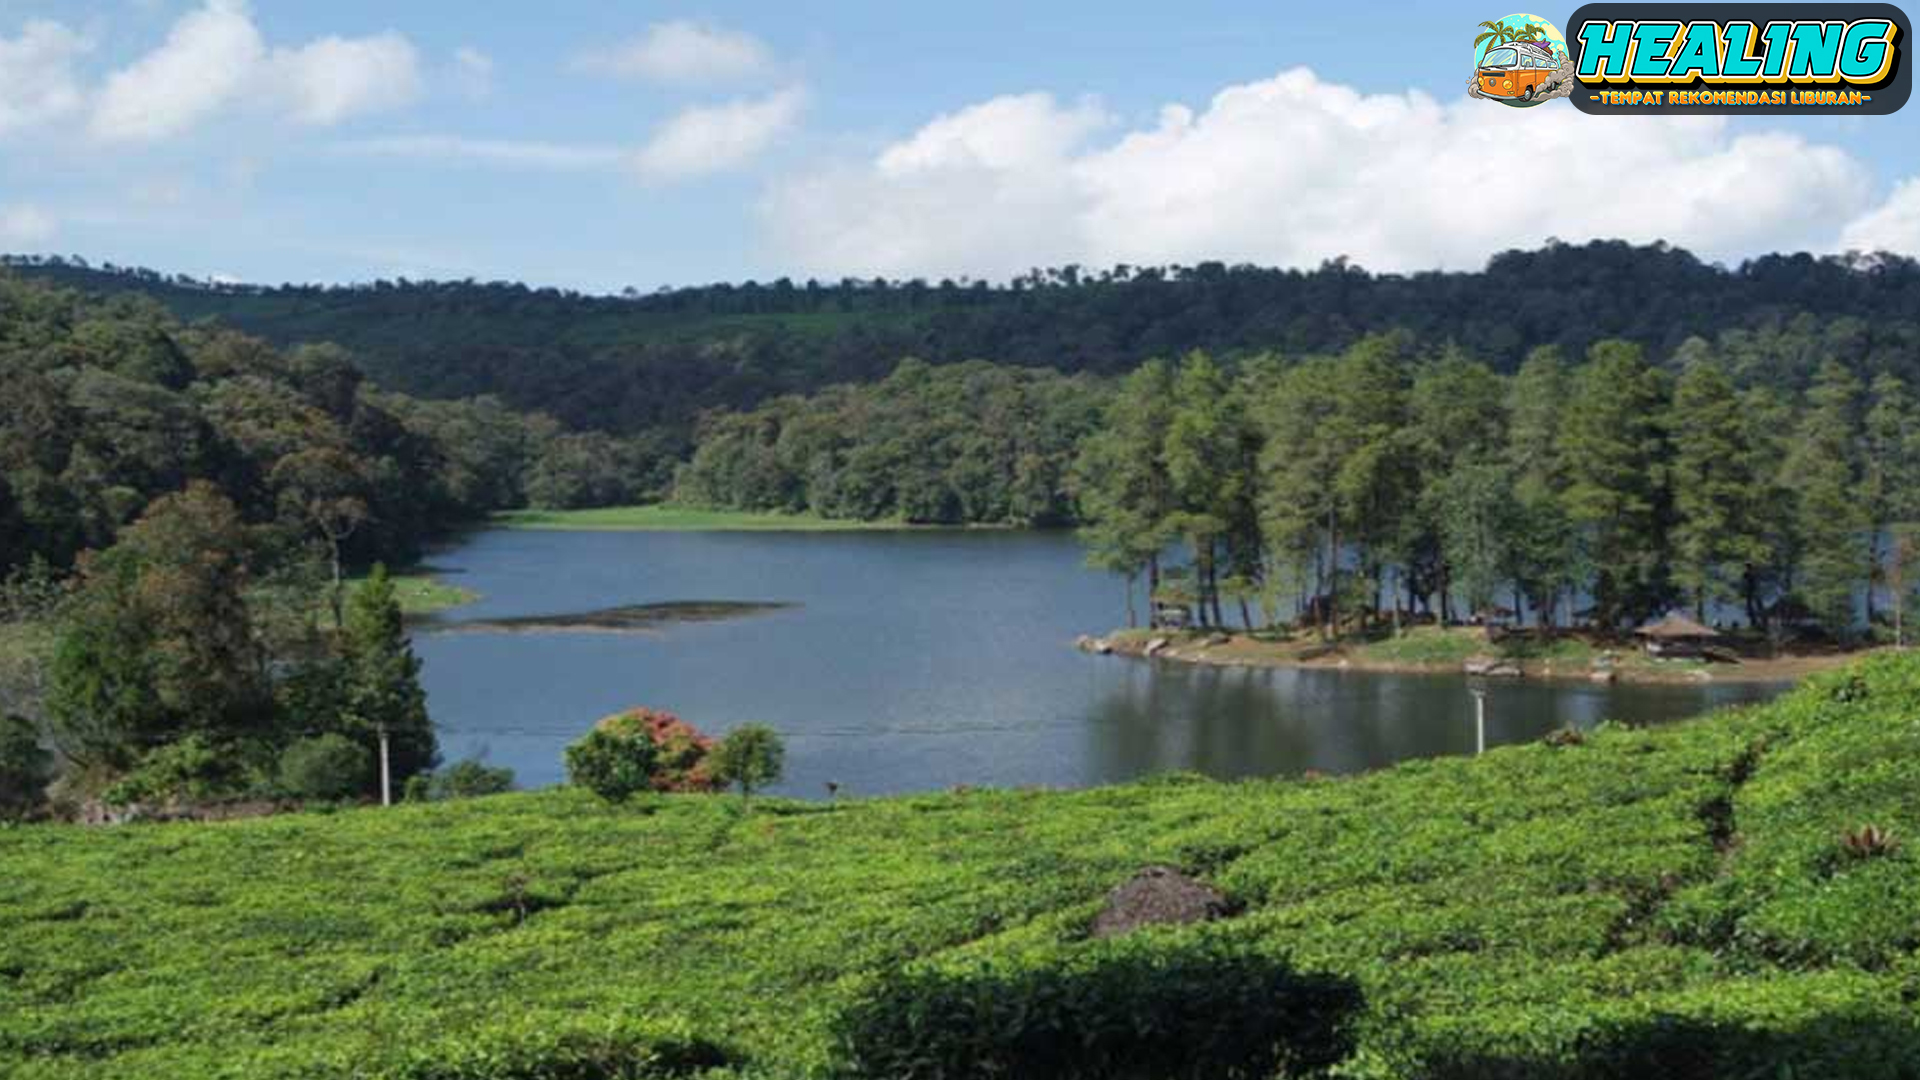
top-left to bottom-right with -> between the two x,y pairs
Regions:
0,271 -> 660,814
0,269 -> 662,581
10,247 -> 1920,643
11,243 -> 1920,437
675,360 -> 1107,525
1070,338 -> 1920,642
670,333 -> 1920,642
5,653 -> 1920,1077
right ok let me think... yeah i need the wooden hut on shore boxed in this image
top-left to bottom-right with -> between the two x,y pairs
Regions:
1634,612 -> 1721,658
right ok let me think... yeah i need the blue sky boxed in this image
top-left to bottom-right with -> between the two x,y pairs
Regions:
2,1 -> 1918,292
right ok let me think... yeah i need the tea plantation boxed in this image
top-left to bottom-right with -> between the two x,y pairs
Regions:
6,655 -> 1920,1078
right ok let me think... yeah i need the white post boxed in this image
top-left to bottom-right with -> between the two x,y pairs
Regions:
1470,687 -> 1486,756
378,725 -> 392,806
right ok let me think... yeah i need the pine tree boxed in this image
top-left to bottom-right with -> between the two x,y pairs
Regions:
340,564 -> 437,789
1667,352 -> 1767,621
1736,385 -> 1799,634
1164,352 -> 1241,627
1410,349 -> 1507,624
1434,460 -> 1517,619
1072,361 -> 1178,625
1558,341 -> 1671,629
1504,348 -> 1580,627
1783,361 -> 1868,640
1256,358 -> 1344,637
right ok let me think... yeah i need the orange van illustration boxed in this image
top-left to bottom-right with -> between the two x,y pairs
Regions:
1478,40 -> 1559,101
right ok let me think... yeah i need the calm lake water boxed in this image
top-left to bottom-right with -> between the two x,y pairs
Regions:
415,529 -> 1789,797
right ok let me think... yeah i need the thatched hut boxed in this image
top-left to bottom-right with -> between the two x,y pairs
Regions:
1634,612 -> 1721,657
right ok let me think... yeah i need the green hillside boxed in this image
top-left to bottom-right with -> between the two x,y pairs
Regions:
6,654 -> 1920,1078
13,245 -> 1920,437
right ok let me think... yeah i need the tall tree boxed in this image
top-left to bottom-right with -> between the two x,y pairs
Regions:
1783,361 -> 1869,639
1256,358 -> 1345,638
339,565 -> 437,791
1434,461 -> 1518,619
45,483 -> 269,767
1736,385 -> 1799,635
1558,341 -> 1672,629
1074,361 -> 1177,621
1408,349 -> 1507,623
270,447 -> 372,629
1504,348 -> 1581,627
1667,352 -> 1768,621
1164,352 -> 1242,626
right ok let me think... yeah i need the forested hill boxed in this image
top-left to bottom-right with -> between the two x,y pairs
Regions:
8,243 -> 1920,435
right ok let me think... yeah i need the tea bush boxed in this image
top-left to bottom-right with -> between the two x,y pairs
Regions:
835,933 -> 1361,1079
7,655 -> 1920,1077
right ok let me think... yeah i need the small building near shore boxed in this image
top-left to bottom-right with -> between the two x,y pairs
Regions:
1634,612 -> 1721,658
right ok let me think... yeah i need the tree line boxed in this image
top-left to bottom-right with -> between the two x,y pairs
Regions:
14,243 -> 1920,440
1073,336 -> 1919,643
674,360 -> 1107,525
0,271 -> 663,584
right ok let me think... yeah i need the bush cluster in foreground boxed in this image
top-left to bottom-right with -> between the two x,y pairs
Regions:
5,655 -> 1920,1077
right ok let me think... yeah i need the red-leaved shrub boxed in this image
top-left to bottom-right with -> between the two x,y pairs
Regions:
592,709 -> 719,793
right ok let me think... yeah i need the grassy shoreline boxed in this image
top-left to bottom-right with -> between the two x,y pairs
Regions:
491,504 -> 962,532
1091,624 -> 1865,684
347,570 -> 479,616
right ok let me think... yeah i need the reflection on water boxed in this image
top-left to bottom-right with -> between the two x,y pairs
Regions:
415,529 -> 1789,797
1085,663 -> 1776,783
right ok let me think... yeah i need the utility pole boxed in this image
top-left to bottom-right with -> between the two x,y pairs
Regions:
377,724 -> 392,806
1470,686 -> 1487,755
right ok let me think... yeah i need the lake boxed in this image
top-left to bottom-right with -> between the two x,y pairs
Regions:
416,528 -> 1789,797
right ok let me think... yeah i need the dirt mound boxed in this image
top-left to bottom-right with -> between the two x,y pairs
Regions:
1091,866 -> 1233,938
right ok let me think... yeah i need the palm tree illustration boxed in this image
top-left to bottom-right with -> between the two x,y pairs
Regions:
1475,18 -> 1547,56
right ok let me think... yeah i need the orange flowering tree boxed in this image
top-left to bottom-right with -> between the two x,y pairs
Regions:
590,708 -> 720,793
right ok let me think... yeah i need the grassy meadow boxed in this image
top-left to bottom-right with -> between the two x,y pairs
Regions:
350,572 -> 480,617
5,655 -> 1920,1077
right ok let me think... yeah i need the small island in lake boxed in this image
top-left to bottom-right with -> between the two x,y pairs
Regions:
433,600 -> 797,634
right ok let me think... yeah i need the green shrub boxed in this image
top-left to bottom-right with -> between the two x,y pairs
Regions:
0,712 -> 53,820
833,934 -> 1362,1080
103,734 -> 235,806
429,759 -> 516,801
564,728 -> 656,803
278,734 -> 371,801
711,724 -> 784,802
374,1013 -> 732,1079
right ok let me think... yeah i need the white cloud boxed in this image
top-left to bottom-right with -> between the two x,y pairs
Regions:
335,135 -> 626,170
1840,178 -> 1920,255
271,32 -> 421,125
0,204 -> 57,246
578,20 -> 773,85
765,68 -> 1874,279
452,46 -> 494,99
633,86 -> 805,183
0,19 -> 89,135
89,0 -> 421,143
91,0 -> 262,142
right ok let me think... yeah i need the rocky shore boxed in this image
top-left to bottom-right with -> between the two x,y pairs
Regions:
1075,629 -> 1861,685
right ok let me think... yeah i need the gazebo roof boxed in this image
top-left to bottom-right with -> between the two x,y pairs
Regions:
1634,612 -> 1721,639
